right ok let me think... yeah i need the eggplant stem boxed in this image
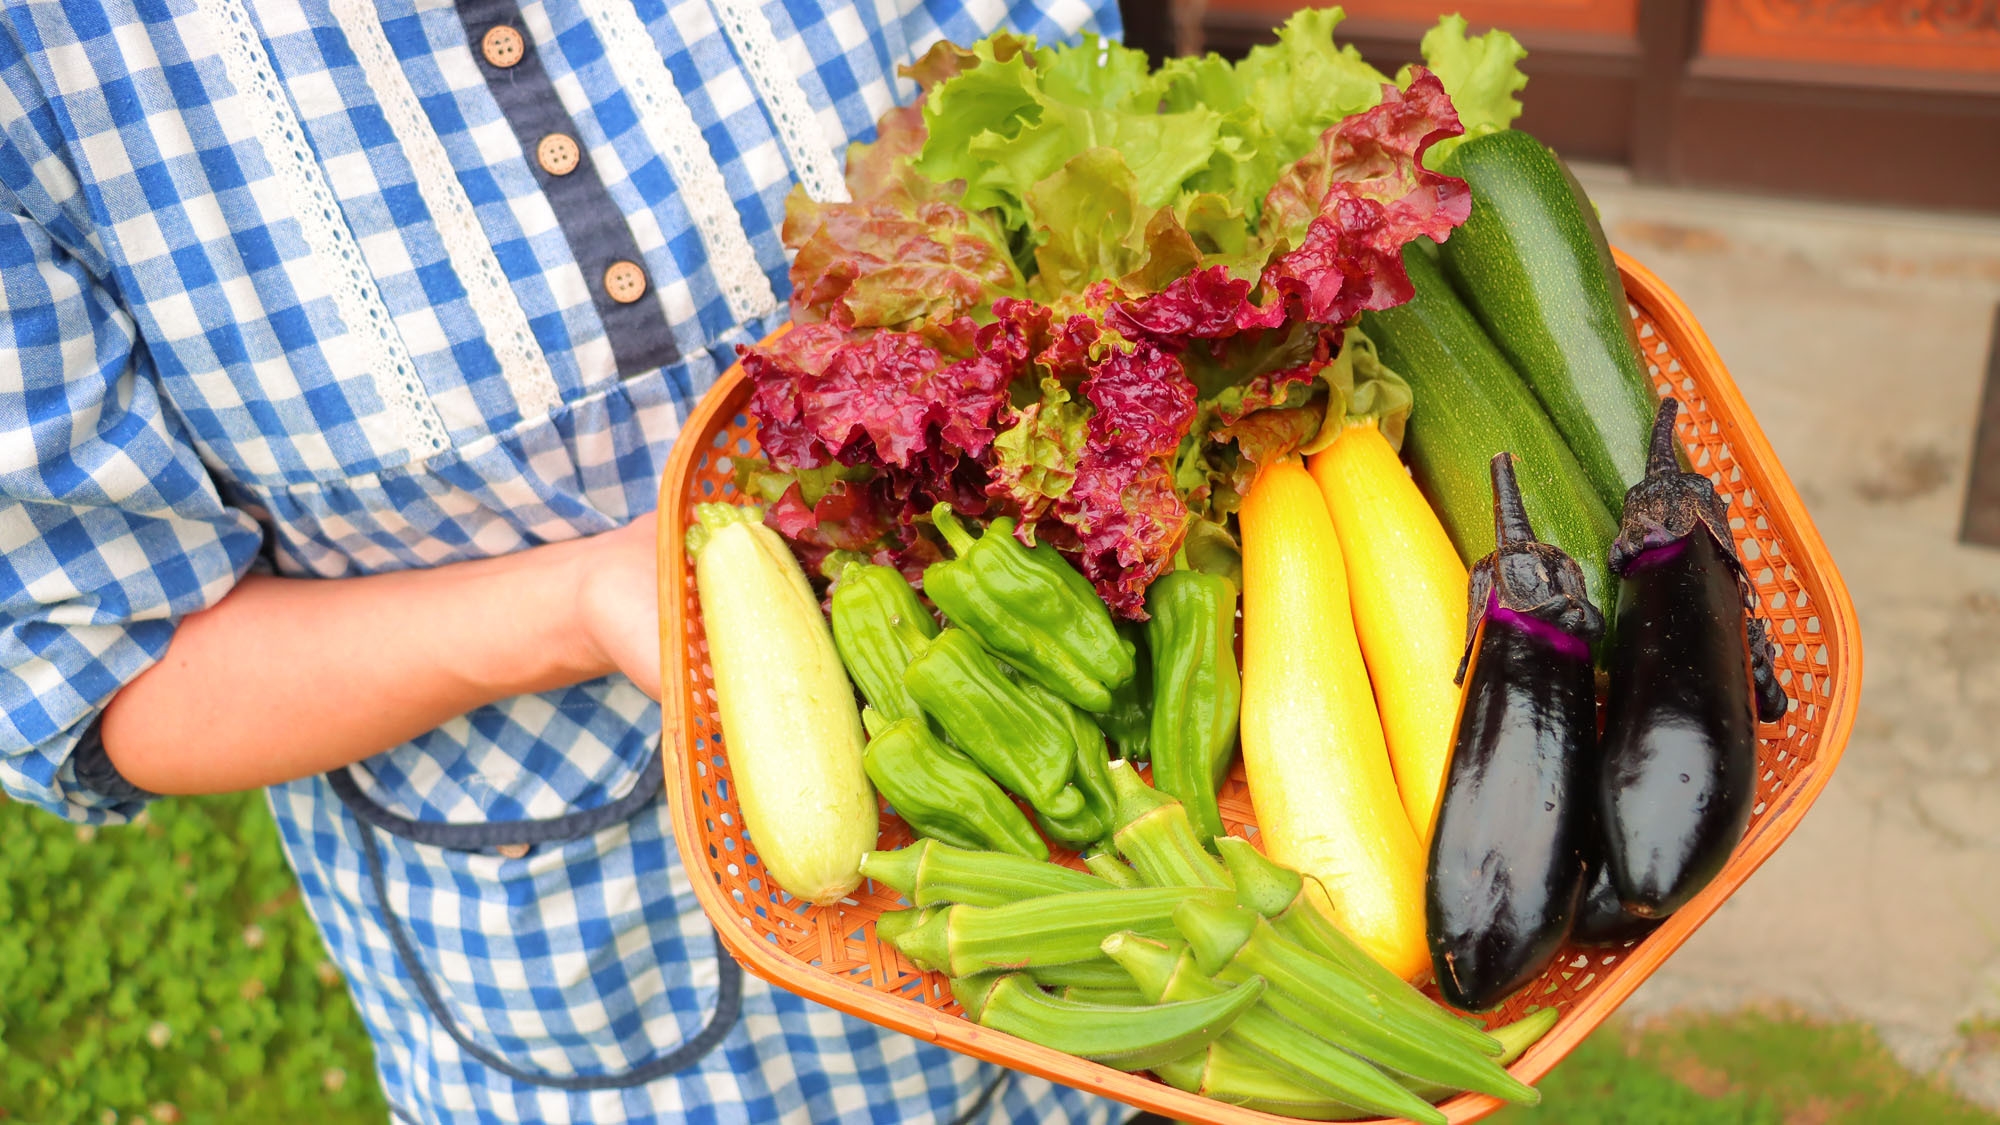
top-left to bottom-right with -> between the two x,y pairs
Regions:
1647,398 -> 1683,479
1490,453 -> 1536,546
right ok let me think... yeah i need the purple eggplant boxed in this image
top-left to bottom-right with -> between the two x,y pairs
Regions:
1598,399 -> 1787,919
1570,853 -> 1664,947
1427,453 -> 1604,1012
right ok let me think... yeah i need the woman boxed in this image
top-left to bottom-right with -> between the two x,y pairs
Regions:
0,0 -> 1131,1120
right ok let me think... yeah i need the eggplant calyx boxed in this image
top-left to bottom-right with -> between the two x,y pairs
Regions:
1607,398 -> 1734,577
1611,399 -> 1788,724
1456,453 -> 1606,683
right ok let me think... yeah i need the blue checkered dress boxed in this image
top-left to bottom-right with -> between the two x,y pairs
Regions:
0,1 -> 1134,1121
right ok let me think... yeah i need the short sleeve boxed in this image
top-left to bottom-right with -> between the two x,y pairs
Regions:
0,201 -> 264,823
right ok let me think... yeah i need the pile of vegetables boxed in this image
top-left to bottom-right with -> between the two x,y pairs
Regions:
685,7 -> 1793,1118
735,10 -> 1532,615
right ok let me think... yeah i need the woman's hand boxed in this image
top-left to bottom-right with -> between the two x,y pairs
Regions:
576,510 -> 665,702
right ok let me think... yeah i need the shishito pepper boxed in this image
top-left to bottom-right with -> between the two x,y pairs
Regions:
1145,569 -> 1242,842
859,712 -> 1049,861
1020,676 -> 1118,851
830,563 -> 938,723
905,629 -> 1090,824
924,504 -> 1135,713
1096,621 -> 1153,761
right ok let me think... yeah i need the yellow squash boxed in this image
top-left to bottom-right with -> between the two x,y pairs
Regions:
1238,459 -> 1430,982
1310,421 -> 1470,843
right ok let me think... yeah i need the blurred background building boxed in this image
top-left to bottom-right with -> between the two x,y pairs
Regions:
1123,0 -> 1999,214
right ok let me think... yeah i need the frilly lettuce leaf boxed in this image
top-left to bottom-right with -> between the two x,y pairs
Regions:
1205,7 -> 1394,172
1299,322 -> 1413,453
988,376 -> 1090,524
914,34 -> 1221,244
783,97 -> 1025,331
1400,15 -> 1529,165
1027,148 -> 1207,300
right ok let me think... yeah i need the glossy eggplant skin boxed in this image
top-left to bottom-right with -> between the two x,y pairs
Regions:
1599,529 -> 1758,918
1427,612 -> 1593,1012
1571,853 -> 1664,947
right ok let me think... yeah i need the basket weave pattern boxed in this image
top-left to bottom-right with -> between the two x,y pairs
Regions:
657,253 -> 1861,1124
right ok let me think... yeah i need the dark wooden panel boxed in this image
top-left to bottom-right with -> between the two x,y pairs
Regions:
1669,73 -> 2000,213
1961,304 -> 2000,549
1630,0 -> 1700,180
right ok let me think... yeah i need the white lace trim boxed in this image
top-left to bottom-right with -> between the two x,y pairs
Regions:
579,0 -> 777,324
707,0 -> 852,205
330,0 -> 563,421
192,0 -> 451,462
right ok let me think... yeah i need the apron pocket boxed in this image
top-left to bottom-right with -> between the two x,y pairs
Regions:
336,749 -> 741,1089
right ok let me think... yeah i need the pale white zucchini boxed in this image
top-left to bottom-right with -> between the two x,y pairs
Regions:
686,503 -> 875,904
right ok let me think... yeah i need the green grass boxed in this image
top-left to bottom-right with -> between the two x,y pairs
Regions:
6,790 -> 1996,1125
0,791 -> 385,1125
1496,1008 -> 2000,1125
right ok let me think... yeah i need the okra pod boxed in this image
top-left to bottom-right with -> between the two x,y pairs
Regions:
1101,933 -> 1446,1125
1197,1037 -> 1374,1120
1083,851 -> 1145,889
1201,1007 -> 1558,1115
1190,1006 -> 1560,1116
1060,984 -> 1151,1006
1215,836 -> 1501,1057
950,971 -> 1004,1020
1108,761 -> 1232,890
1404,1007 -> 1559,1103
1026,957 -> 1142,991
1173,900 -> 1538,1104
888,887 -> 1236,978
964,971 -> 1267,1072
877,907 -> 946,972
1150,1047 -> 1206,1095
859,840 -> 1107,908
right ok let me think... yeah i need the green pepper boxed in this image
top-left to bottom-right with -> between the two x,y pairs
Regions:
830,563 -> 938,723
1146,570 -> 1243,842
1096,620 -> 1152,762
904,629 -> 1088,822
1016,677 -> 1117,852
860,711 -> 1049,861
924,504 -> 1135,714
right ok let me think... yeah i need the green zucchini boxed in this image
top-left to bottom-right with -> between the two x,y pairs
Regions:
1436,131 -> 1658,514
1360,245 -> 1617,617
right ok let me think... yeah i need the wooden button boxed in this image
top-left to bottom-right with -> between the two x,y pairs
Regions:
495,842 -> 531,859
603,260 -> 648,304
481,25 -> 524,68
537,133 -> 580,176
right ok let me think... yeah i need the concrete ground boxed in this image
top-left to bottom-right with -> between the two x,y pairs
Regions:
1569,164 -> 2000,1107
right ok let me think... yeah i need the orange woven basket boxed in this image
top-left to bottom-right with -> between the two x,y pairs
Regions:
656,250 -> 1862,1124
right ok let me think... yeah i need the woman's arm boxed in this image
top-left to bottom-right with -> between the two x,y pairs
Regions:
100,513 -> 664,796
